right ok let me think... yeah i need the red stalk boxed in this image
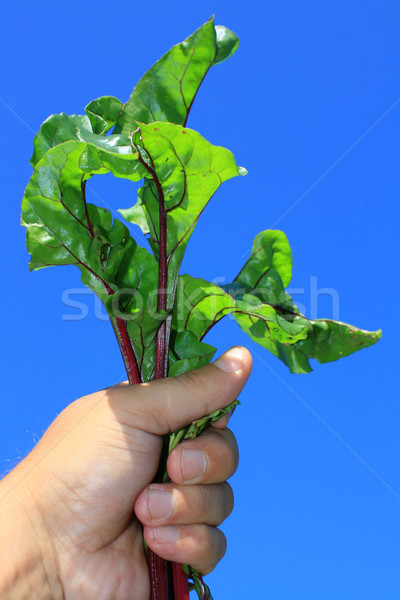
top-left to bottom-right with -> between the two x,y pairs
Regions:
132,146 -> 190,599
172,563 -> 190,600
112,316 -> 141,385
136,149 -> 169,380
82,181 -> 142,386
148,550 -> 170,600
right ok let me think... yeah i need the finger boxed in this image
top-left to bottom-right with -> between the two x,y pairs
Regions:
167,428 -> 239,484
143,524 -> 226,574
134,481 -> 233,527
107,346 -> 252,436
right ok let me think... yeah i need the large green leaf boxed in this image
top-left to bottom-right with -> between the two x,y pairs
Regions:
118,121 -> 244,377
23,135 -> 160,318
24,141 -> 140,274
127,121 -> 245,310
232,230 -> 382,372
173,230 -> 381,373
25,117 -> 245,381
23,137 -> 168,381
114,17 -> 239,134
23,142 -> 142,268
173,273 -> 308,347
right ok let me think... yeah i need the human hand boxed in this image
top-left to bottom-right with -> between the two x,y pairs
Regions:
0,347 -> 252,600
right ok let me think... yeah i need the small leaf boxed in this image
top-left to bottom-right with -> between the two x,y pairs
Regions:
213,25 -> 239,65
85,96 -> 124,134
236,230 -> 293,290
168,330 -> 216,377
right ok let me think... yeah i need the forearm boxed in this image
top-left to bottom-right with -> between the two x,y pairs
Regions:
0,464 -> 63,600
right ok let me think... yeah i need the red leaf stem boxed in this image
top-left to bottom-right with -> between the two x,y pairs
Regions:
134,142 -> 189,599
172,563 -> 190,600
147,549 -> 170,600
112,316 -> 142,385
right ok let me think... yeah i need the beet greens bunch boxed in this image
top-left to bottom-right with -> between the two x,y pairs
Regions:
21,17 -> 381,600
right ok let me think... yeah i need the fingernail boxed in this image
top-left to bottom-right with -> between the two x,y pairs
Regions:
181,448 -> 207,482
152,526 -> 179,544
214,347 -> 244,373
148,488 -> 174,520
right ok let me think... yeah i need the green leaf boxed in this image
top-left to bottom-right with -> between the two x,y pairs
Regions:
22,138 -> 146,298
230,230 -> 381,372
213,25 -> 239,65
173,273 -> 308,347
271,319 -> 382,374
31,112 -> 132,167
173,275 -> 235,340
114,18 -> 238,134
119,119 -> 245,378
23,138 -> 166,381
168,330 -> 216,377
172,230 -> 381,373
236,230 -> 293,291
132,122 -> 245,309
105,244 -> 163,383
118,204 -> 150,235
85,96 -> 124,134
31,113 -> 89,167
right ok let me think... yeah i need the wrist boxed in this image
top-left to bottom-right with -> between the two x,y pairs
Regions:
0,463 -> 64,600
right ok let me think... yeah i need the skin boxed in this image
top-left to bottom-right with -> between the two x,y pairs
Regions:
0,347 -> 252,600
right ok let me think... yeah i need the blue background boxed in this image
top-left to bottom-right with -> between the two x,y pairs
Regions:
1,1 -> 399,598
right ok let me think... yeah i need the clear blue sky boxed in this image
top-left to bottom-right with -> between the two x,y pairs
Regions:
1,1 -> 399,598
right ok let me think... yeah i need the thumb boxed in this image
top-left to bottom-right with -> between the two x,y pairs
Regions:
109,346 -> 252,435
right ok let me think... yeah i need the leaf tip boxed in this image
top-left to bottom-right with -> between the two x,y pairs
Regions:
213,25 -> 239,65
